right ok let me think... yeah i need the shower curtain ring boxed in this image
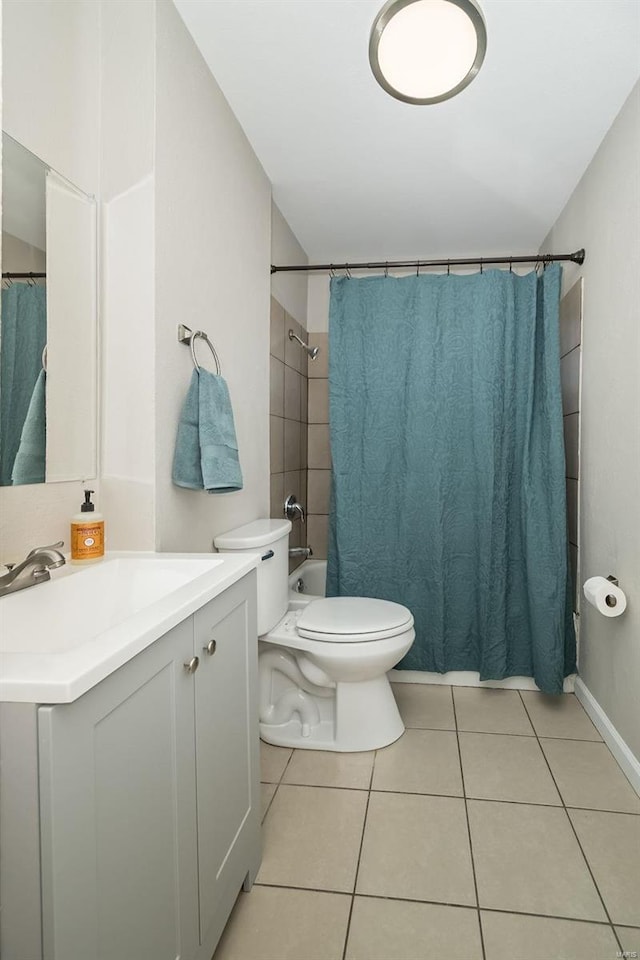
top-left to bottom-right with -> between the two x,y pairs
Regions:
384,262 -> 389,278
447,262 -> 450,276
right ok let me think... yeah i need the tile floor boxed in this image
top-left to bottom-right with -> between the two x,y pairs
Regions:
214,684 -> 640,960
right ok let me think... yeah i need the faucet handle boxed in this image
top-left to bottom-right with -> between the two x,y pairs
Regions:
284,495 -> 306,524
26,540 -> 65,559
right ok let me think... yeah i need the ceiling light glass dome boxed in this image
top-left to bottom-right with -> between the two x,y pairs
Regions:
369,0 -> 487,105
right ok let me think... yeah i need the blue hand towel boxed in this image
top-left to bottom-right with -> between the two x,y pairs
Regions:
172,368 -> 243,493
11,369 -> 46,485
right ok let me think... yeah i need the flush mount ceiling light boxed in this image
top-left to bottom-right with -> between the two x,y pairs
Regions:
369,0 -> 487,105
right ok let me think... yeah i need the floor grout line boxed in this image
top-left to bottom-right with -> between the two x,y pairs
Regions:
260,783 -> 278,824
401,723 -> 603,742
252,879 -> 628,927
255,688 -> 637,956
259,747 -> 295,825
517,690 -> 625,954
270,781 -> 369,793
265,724 -> 605,744
262,778 -> 640,815
451,685 -> 487,960
340,750 -> 377,960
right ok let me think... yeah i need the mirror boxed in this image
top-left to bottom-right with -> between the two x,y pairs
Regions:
1,132 -> 97,486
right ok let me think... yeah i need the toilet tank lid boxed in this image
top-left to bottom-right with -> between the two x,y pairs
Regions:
214,518 -> 292,550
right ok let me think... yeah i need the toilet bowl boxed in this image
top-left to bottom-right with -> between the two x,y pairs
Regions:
214,519 -> 414,752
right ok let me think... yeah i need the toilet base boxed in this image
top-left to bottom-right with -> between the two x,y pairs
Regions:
260,674 -> 405,752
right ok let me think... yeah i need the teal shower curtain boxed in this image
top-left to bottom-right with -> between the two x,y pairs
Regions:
0,284 -> 47,485
326,265 -> 575,694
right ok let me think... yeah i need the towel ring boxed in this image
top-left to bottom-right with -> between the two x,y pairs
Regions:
178,324 -> 221,375
190,331 -> 221,375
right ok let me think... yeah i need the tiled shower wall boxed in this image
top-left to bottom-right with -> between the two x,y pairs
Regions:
269,297 -> 308,566
306,332 -> 330,559
560,278 -> 583,612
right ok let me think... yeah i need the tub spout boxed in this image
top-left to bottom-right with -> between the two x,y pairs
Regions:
289,546 -> 313,559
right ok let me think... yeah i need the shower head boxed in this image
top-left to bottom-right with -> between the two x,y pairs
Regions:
288,329 -> 319,361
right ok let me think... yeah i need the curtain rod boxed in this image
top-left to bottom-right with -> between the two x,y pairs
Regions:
270,249 -> 585,274
2,272 -> 46,279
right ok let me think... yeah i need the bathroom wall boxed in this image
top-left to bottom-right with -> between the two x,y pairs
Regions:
1,0 -> 307,562
306,332 -> 330,559
541,80 -> 640,759
307,273 -> 330,334
1,234 -> 46,275
270,202 -> 309,566
269,294 -> 308,562
99,0 -> 157,551
153,0 -> 271,552
559,279 -> 583,611
271,202 -> 308,328
0,0 -> 101,564
103,0 -> 276,553
2,0 -> 99,195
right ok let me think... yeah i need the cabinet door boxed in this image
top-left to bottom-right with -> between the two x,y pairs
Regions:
193,572 -> 260,953
38,619 -> 199,960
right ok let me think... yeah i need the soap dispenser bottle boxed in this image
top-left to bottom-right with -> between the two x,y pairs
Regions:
71,489 -> 105,564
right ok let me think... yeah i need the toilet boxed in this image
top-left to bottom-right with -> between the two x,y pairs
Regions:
214,519 -> 415,752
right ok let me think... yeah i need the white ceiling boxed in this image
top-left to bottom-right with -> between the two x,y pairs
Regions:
174,0 -> 640,263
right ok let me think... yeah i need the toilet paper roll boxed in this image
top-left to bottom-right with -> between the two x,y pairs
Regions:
583,577 -> 627,618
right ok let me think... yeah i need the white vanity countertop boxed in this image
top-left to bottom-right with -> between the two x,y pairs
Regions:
0,551 -> 259,704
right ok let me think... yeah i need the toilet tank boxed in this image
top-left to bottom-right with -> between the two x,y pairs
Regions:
214,519 -> 292,635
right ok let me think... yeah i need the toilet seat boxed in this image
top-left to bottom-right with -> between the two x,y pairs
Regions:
297,596 -> 414,643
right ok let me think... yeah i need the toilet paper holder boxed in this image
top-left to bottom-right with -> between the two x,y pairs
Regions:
606,575 -> 619,607
583,574 -> 626,616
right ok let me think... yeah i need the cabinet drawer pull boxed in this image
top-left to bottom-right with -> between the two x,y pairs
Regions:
184,656 -> 199,674
204,639 -> 217,656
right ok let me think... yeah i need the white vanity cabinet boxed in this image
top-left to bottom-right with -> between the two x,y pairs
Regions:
3,571 -> 259,960
192,580 -> 261,951
38,616 -> 201,960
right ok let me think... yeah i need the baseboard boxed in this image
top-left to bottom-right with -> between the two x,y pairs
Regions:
574,678 -> 640,795
388,669 -> 576,693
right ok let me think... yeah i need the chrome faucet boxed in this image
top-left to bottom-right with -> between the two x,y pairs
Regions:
0,541 -> 66,598
289,546 -> 313,559
284,494 -> 306,524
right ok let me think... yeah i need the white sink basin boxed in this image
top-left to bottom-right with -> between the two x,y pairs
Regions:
0,551 -> 259,703
1,556 -> 223,655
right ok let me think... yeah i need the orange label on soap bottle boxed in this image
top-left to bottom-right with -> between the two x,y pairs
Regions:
71,521 -> 105,560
